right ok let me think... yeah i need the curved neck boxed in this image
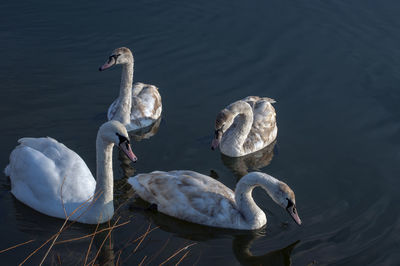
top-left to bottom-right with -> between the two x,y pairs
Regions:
94,136 -> 114,208
221,102 -> 254,156
234,172 -> 279,229
115,62 -> 134,125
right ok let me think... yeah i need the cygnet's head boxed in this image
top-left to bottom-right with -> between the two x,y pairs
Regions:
98,120 -> 137,163
211,108 -> 234,150
99,47 -> 133,71
273,181 -> 302,226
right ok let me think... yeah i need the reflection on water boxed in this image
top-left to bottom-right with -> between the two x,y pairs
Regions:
118,118 -> 162,178
93,229 -> 115,266
129,117 -> 162,142
233,233 -> 299,266
221,141 -> 276,180
129,197 -> 299,265
2,0 -> 400,264
11,196 -> 116,265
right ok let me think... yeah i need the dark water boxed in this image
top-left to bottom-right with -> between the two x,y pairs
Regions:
1,0 -> 400,265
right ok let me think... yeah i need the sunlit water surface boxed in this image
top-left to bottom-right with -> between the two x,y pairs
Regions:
1,0 -> 400,265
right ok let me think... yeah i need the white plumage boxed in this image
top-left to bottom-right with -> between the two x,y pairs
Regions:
5,137 -> 96,222
4,121 -> 137,224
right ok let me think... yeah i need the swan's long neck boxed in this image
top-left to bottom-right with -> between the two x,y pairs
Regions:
221,102 -> 253,156
94,136 -> 114,211
115,62 -> 134,125
234,172 -> 280,229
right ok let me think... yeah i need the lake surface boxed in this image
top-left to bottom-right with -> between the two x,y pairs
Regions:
1,0 -> 400,265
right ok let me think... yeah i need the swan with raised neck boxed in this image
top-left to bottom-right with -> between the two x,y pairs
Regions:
99,47 -> 162,131
211,96 -> 277,157
4,120 -> 137,224
128,170 -> 301,230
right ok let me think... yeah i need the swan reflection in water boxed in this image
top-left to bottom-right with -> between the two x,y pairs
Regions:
129,198 -> 300,266
233,233 -> 299,266
221,140 -> 277,180
118,117 -> 162,178
129,116 -> 161,142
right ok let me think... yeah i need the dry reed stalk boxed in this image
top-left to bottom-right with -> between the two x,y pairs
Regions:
114,228 -> 143,266
146,238 -> 170,265
57,253 -> 62,265
117,224 -> 158,255
39,217 -> 69,266
138,255 -> 147,266
175,250 -> 190,266
20,190 -> 103,266
84,215 -> 102,265
119,224 -> 159,264
108,220 -> 112,251
133,222 -> 152,253
55,221 -> 130,245
0,239 -> 35,254
192,251 -> 203,266
131,226 -> 159,245
86,216 -> 121,266
115,250 -> 122,266
39,176 -> 69,266
159,243 -> 197,266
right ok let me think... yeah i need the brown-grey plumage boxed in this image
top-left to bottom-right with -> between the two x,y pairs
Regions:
128,170 -> 301,230
211,96 -> 277,157
99,47 -> 162,132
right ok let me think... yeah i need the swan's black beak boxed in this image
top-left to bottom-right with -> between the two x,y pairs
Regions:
119,141 -> 137,163
286,204 -> 302,226
211,129 -> 222,150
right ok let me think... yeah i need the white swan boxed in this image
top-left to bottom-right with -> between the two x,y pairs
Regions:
128,170 -> 301,230
4,121 -> 137,224
99,47 -> 162,131
211,96 -> 277,157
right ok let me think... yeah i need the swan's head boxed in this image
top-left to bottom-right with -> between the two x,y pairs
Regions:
273,182 -> 302,226
98,121 -> 138,163
211,109 -> 234,150
99,47 -> 134,71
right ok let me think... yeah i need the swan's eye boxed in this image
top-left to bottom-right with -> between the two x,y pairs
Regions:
108,54 -> 121,63
116,133 -> 129,145
286,198 -> 294,209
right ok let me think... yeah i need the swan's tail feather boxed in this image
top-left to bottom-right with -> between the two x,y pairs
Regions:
243,96 -> 276,105
133,82 -> 159,95
18,137 -> 58,146
18,137 -> 36,145
263,97 -> 276,104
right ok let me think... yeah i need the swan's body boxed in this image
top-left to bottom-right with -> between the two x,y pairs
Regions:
128,170 -> 301,230
107,82 -> 162,131
100,47 -> 162,131
4,121 -> 137,224
211,96 -> 277,157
